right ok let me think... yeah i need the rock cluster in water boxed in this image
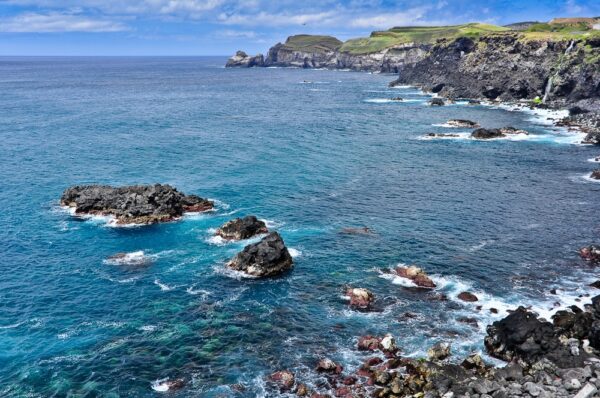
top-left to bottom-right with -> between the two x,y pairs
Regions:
471,127 -> 528,139
61,184 -> 213,225
394,265 -> 436,288
227,232 -> 293,277
215,215 -> 268,240
447,119 -> 480,128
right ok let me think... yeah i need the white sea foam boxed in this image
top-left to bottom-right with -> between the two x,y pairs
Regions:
186,285 -> 212,298
154,279 -> 176,291
288,248 -> 302,258
261,219 -> 284,228
139,325 -> 157,332
418,132 -> 471,141
151,378 -> 171,392
364,98 -> 424,104
206,235 -> 227,246
213,264 -> 258,280
588,157 -> 600,163
103,251 -> 154,266
581,174 -> 600,183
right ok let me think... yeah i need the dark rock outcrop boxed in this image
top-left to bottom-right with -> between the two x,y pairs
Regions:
446,119 -> 480,128
227,232 -> 293,277
471,128 -> 505,139
215,216 -> 268,240
60,184 -> 213,225
429,98 -> 445,106
226,51 -> 265,67
457,292 -> 479,302
591,169 -> 600,180
583,131 -> 600,145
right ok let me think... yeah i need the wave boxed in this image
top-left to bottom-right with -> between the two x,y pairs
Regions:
364,98 -> 424,104
154,279 -> 177,291
588,157 -> 600,163
581,174 -> 600,183
419,130 -> 586,144
103,251 -> 154,266
288,248 -> 302,258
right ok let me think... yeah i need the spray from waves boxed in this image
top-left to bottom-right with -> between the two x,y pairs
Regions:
205,235 -> 227,246
588,157 -> 600,163
288,248 -> 302,258
364,98 -> 425,104
212,264 -> 258,280
260,219 -> 285,229
153,279 -> 180,291
418,130 -> 586,145
103,251 -> 155,266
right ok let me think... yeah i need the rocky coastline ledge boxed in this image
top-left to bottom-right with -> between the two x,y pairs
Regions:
60,184 -> 213,225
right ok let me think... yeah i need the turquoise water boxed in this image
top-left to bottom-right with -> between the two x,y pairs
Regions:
1,57 -> 599,397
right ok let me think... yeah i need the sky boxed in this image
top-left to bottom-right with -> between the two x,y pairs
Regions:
0,0 -> 598,56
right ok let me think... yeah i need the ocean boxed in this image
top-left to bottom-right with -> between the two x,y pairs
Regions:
1,56 -> 599,397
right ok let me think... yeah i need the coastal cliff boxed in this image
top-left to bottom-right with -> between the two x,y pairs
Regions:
227,20 -> 600,112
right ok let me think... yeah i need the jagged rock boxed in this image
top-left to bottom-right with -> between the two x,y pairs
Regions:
430,98 -> 445,106
215,216 -> 268,240
227,232 -> 293,277
391,97 -> 403,101
590,170 -> 600,180
345,287 -> 375,310
226,51 -> 265,67
428,342 -> 451,361
394,265 -> 436,288
580,246 -> 600,263
357,336 -> 381,351
316,358 -> 343,374
590,281 -> 600,289
461,353 -> 485,371
471,128 -> 505,139
573,383 -> 598,398
269,370 -> 295,391
60,184 -> 213,225
446,119 -> 480,128
484,307 -> 589,368
458,292 -> 479,302
499,126 -> 529,135
583,132 -> 600,145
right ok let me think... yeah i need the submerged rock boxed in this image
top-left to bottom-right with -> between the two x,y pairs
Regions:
215,216 -> 268,240
395,265 -> 436,288
227,232 -> 293,277
446,119 -> 480,128
429,98 -> 445,106
580,246 -> 600,263
60,184 -> 213,225
426,133 -> 460,138
345,287 -> 375,310
391,97 -> 403,101
499,126 -> 529,135
339,226 -> 374,235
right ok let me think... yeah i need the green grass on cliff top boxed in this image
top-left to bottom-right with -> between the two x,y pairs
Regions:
339,23 -> 508,54
281,34 -> 343,52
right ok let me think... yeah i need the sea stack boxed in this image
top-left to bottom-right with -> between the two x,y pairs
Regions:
227,232 -> 293,277
215,216 -> 268,240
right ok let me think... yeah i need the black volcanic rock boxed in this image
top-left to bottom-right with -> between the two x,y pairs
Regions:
429,98 -> 445,106
216,216 -> 268,240
471,128 -> 505,139
227,232 -> 293,277
60,184 -> 213,225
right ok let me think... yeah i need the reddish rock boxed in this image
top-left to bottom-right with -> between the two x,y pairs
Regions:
357,335 -> 381,351
365,357 -> 384,367
316,358 -> 343,374
334,387 -> 352,397
458,292 -> 479,302
580,245 -> 600,263
345,287 -> 375,309
342,376 -> 357,385
269,370 -> 295,391
395,265 -> 437,288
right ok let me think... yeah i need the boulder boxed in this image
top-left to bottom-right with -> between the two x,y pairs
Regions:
590,170 -> 600,180
60,184 -> 213,225
468,99 -> 482,105
582,132 -> 600,145
446,119 -> 480,128
316,358 -> 343,374
269,370 -> 295,391
227,232 -> 293,277
394,265 -> 436,288
471,128 -> 505,139
226,51 -> 265,68
430,98 -> 445,106
345,287 -> 375,310
457,292 -> 479,302
215,216 -> 268,240
499,126 -> 529,135
579,246 -> 600,263
357,335 -> 381,351
427,342 -> 451,361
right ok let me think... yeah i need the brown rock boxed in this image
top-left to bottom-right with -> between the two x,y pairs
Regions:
458,292 -> 479,302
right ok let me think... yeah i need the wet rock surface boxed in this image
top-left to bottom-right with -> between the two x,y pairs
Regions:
60,184 -> 213,225
394,265 -> 436,288
215,215 -> 268,240
446,119 -> 480,128
227,232 -> 293,277
344,287 -> 375,310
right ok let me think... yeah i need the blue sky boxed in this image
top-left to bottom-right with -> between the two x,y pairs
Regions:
0,0 -> 598,55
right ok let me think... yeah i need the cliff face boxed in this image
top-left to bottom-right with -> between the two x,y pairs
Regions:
392,34 -> 600,109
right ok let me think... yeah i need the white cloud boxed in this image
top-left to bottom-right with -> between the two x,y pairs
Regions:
0,12 -> 129,32
215,29 -> 258,38
349,8 -> 430,29
217,10 -> 339,26
565,0 -> 585,15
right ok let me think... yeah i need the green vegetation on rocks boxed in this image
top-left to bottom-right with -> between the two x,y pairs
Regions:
280,34 -> 342,52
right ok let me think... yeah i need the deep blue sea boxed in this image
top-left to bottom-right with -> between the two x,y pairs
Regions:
1,56 -> 600,397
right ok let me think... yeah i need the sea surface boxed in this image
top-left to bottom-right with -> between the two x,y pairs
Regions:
1,56 -> 599,397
